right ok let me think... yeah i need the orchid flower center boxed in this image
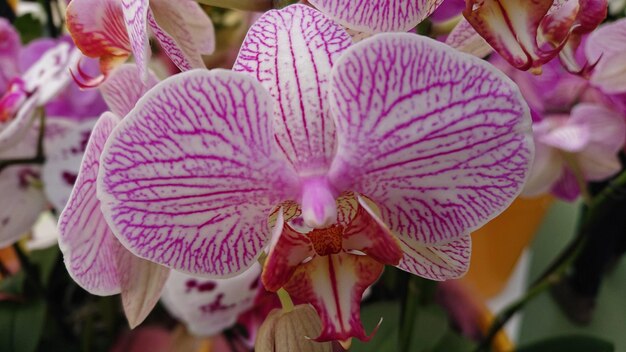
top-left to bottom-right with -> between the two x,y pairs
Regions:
308,224 -> 344,256
300,177 -> 338,229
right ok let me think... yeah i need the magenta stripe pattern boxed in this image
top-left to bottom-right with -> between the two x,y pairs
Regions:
58,112 -> 124,295
328,33 -> 533,245
98,70 -> 299,276
309,0 -> 444,33
234,4 -> 351,174
100,64 -> 159,117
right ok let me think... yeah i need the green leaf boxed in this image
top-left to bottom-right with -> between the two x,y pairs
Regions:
433,332 -> 476,352
29,246 -> 59,287
0,298 -> 47,352
13,14 -> 44,44
517,335 -> 614,352
351,301 -> 450,352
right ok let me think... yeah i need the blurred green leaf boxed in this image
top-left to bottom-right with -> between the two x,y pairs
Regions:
352,301 -> 451,352
13,14 -> 44,44
0,271 -> 26,296
29,246 -> 59,287
0,298 -> 46,352
517,335 -> 614,352
433,331 -> 476,352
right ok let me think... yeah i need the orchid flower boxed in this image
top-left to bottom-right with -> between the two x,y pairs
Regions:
58,64 -> 170,328
0,18 -> 20,92
308,0 -> 444,33
161,263 -> 261,337
0,38 -> 104,247
523,104 -> 625,201
66,0 -> 215,84
90,4 -> 532,344
585,18 -> 626,94
463,0 -> 608,73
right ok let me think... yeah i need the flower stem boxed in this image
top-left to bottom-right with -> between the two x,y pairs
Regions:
277,287 -> 294,312
399,275 -> 420,352
475,167 -> 626,351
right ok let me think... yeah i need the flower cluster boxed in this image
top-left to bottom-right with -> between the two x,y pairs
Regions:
1,0 -> 623,350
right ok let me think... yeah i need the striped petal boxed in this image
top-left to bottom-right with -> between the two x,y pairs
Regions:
148,0 -> 214,71
284,252 -> 382,345
464,0 -> 555,70
233,4 -> 351,173
43,117 -> 98,211
100,64 -> 159,117
309,0 -> 444,33
397,236 -> 471,281
98,69 -> 299,277
328,33 -> 533,245
66,0 -> 131,76
121,0 -> 150,80
445,18 -> 493,58
161,263 -> 261,336
58,112 -> 123,295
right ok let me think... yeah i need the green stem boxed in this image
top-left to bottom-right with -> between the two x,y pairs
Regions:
475,167 -> 626,351
399,275 -> 420,351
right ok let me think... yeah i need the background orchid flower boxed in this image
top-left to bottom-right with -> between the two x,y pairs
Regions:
585,18 -> 626,94
58,65 -> 169,328
160,263 -> 261,337
0,41 -> 80,150
307,0 -> 445,33
464,0 -> 608,73
0,18 -> 20,92
523,104 -> 626,201
94,4 -> 532,344
66,0 -> 215,84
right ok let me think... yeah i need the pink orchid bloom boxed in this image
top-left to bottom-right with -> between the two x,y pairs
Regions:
523,104 -> 625,201
66,0 -> 215,84
91,4 -> 532,344
308,0 -> 444,33
58,64 -> 171,328
430,0 -> 465,23
585,18 -> 626,94
0,40 -> 105,248
0,18 -> 20,92
161,263 -> 261,337
463,0 -> 608,73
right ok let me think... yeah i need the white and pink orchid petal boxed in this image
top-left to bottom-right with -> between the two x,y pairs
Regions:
589,52 -> 626,93
0,95 -> 38,152
233,4 -> 351,173
445,18 -> 493,58
571,104 -> 626,180
0,167 -> 47,248
176,0 -> 216,55
57,112 -> 123,295
284,252 -> 382,344
397,236 -> 470,281
121,0 -> 150,80
161,264 -> 261,337
100,64 -> 159,117
119,250 -> 170,328
23,42 -> 80,105
148,0 -> 213,71
309,0 -> 444,33
66,0 -> 131,76
586,18 -> 626,93
329,33 -> 533,245
98,69 -> 299,277
342,197 -> 403,266
464,0 -> 555,70
536,121 -> 590,152
522,143 -> 563,197
263,215 -> 315,292
42,117 -> 97,211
